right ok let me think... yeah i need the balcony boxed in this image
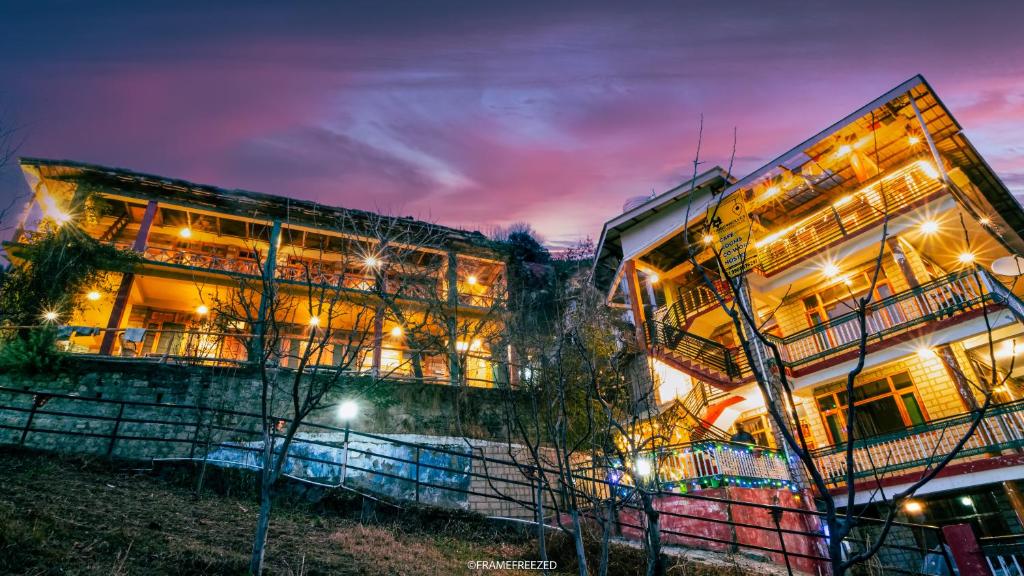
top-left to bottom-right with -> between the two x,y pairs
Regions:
754,161 -> 945,277
768,270 -> 996,371
812,398 -> 1024,488
648,271 -> 1009,385
618,441 -> 794,491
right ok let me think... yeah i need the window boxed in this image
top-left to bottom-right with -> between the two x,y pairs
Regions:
815,371 -> 928,444
738,415 -> 773,448
802,268 -> 902,349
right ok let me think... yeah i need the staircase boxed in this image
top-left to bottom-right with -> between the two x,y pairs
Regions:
676,381 -> 733,442
647,319 -> 751,388
99,212 -> 130,243
658,280 -> 731,331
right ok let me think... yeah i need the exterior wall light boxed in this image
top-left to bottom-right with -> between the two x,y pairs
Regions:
634,458 -> 653,477
822,263 -> 841,278
390,326 -> 403,337
42,311 -> 60,323
958,252 -> 975,265
308,316 -> 321,327
467,275 -> 478,285
87,291 -> 102,301
179,227 -> 192,239
920,220 -> 939,234
196,304 -> 209,315
904,500 -> 923,514
337,400 -> 359,421
364,256 -> 380,268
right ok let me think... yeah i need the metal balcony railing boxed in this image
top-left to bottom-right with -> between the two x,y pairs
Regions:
767,270 -> 991,368
647,320 -> 751,382
623,441 -> 793,490
811,398 -> 1024,487
755,160 -> 946,276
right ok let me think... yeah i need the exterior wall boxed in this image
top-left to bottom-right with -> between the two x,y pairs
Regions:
617,488 -> 825,574
800,351 -> 972,448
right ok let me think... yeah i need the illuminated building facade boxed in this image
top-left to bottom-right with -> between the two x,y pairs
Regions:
7,159 -> 508,387
593,75 -> 1024,534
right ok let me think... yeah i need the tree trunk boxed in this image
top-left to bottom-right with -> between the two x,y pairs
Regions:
536,479 -> 548,565
598,496 -> 614,576
249,437 -> 276,575
641,492 -> 664,576
569,508 -> 588,576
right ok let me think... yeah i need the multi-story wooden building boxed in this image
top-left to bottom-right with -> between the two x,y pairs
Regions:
593,75 -> 1024,534
7,159 -> 508,387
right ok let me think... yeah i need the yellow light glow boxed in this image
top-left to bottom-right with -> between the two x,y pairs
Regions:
822,263 -> 841,278
702,234 -> 714,245
904,501 -> 923,514
196,305 -> 209,315
836,144 -> 852,157
456,341 -> 469,352
390,326 -> 403,337
917,160 -> 939,180
908,136 -> 920,145
42,311 -> 60,323
471,339 -> 482,350
917,347 -> 936,360
648,273 -> 659,284
920,220 -> 939,234
997,340 -> 1019,359
958,252 -> 975,265
466,275 -> 478,285
979,217 -> 991,226
86,291 -> 102,301
833,195 -> 853,208
337,400 -> 359,421
764,186 -> 780,198
364,256 -> 380,268
179,227 -> 192,239
308,316 -> 321,327
633,458 -> 653,477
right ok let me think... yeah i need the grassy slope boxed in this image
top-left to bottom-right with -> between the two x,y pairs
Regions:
0,448 -> 537,575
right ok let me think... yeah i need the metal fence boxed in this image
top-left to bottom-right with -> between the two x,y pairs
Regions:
0,385 -> 958,575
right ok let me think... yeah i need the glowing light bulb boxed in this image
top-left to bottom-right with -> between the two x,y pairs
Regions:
634,458 -> 652,477
196,305 -> 209,315
836,144 -> 852,157
648,273 -> 659,284
337,400 -> 359,421
764,186 -> 779,198
390,326 -> 403,337
979,217 -> 991,226
960,496 -> 973,506
364,256 -> 380,268
179,227 -> 192,239
471,339 -> 482,350
466,275 -> 478,285
958,252 -> 975,265
308,316 -> 321,327
917,160 -> 939,180
920,220 -> 939,234
908,136 -> 920,145
702,234 -> 714,245
42,311 -> 59,323
86,291 -> 102,301
917,347 -> 935,360
822,264 -> 841,278
904,501 -> 923,514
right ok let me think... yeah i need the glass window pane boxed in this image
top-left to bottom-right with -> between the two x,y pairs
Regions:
892,372 -> 913,389
851,396 -> 905,437
902,393 -> 925,425
826,413 -> 845,444
817,395 -> 837,411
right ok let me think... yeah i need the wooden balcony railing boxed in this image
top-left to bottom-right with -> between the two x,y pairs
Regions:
755,161 -> 945,276
812,398 -> 1024,488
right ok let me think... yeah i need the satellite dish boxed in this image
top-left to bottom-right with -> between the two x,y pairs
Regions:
992,255 -> 1024,277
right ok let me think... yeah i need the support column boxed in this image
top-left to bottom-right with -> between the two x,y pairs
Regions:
446,251 -> 461,385
936,344 -> 978,412
99,200 -> 157,355
371,276 -> 386,376
886,237 -> 921,288
623,259 -> 649,350
253,220 -> 281,362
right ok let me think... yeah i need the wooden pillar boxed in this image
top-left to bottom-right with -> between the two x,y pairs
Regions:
371,276 -> 386,376
886,237 -> 921,289
623,259 -> 649,350
253,220 -> 282,362
99,200 -> 157,355
936,344 -> 979,412
446,251 -> 461,384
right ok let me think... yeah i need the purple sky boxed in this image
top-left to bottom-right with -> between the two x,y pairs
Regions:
1,1 -> 1022,248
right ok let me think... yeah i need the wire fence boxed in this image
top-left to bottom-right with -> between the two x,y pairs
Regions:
0,385 -> 959,575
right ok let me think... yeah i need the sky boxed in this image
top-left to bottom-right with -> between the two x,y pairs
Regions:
1,1 -> 1022,249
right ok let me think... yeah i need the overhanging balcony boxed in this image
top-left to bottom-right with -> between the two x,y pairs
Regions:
812,399 -> 1024,488
754,161 -> 945,277
768,270 -> 995,373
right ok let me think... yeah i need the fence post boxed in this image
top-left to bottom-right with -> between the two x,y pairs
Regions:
341,425 -> 350,486
106,402 -> 126,457
414,446 -> 421,503
942,523 -> 988,576
20,394 -> 48,446
769,507 -> 794,576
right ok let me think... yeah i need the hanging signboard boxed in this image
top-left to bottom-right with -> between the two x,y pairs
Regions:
707,193 -> 755,277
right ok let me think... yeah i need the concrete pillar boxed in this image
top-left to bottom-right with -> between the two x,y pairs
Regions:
942,523 -> 988,576
99,200 -> 157,355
